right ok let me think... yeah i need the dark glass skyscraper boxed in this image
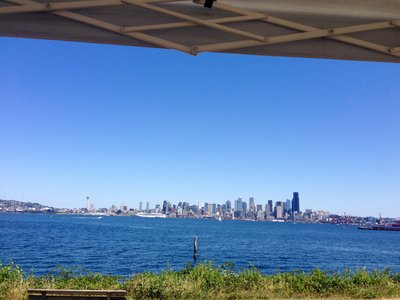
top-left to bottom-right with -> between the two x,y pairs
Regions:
292,192 -> 300,213
267,200 -> 273,215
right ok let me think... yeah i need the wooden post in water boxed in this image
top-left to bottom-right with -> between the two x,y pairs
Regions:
193,236 -> 198,260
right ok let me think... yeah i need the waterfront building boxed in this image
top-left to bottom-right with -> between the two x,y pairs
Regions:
187,205 -> 196,213
292,192 -> 300,213
304,209 -> 312,219
121,205 -> 128,213
146,202 -> 149,212
139,202 -> 143,211
177,206 -> 183,216
226,200 -> 232,211
256,204 -> 263,212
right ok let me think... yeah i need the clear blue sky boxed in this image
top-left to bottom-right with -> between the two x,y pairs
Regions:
1,37 -> 399,217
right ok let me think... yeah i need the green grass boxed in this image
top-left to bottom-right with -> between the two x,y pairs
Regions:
1,261 -> 400,299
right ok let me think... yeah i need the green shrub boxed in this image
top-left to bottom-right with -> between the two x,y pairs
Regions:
0,262 -> 26,300
2,261 -> 400,299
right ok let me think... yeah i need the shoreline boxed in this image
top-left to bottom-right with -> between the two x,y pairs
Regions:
2,262 -> 400,299
0,211 -> 376,226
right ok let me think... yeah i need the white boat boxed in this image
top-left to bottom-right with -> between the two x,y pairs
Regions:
136,212 -> 166,218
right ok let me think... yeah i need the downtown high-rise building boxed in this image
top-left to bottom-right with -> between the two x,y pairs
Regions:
267,200 -> 273,216
162,200 -> 170,214
275,201 -> 283,219
234,197 -> 243,212
286,199 -> 291,214
212,203 -> 217,214
242,202 -> 248,213
207,203 -> 212,214
292,192 -> 300,213
249,197 -> 255,213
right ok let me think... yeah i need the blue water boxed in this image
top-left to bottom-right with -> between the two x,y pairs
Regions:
0,214 -> 399,275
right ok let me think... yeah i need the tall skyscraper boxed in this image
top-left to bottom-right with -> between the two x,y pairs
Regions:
207,203 -> 212,214
267,200 -> 273,216
139,202 -> 143,211
292,192 -> 300,213
212,203 -> 217,214
286,199 -> 291,214
162,200 -> 170,214
86,196 -> 90,211
234,197 -> 243,212
242,202 -> 248,213
226,200 -> 232,211
249,197 -> 255,213
146,202 -> 149,212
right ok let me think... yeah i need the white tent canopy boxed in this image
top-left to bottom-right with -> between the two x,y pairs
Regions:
1,0 -> 400,62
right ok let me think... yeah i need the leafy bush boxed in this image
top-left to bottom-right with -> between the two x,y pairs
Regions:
0,262 -> 26,300
2,261 -> 400,299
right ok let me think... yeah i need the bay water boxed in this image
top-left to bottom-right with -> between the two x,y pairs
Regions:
0,214 -> 399,275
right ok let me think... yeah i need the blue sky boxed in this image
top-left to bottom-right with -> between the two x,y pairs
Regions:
1,37 -> 399,217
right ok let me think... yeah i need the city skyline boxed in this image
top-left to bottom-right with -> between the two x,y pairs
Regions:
4,191 -> 385,219
1,38 -> 400,218
2,191 -> 386,223
1,190 -> 397,218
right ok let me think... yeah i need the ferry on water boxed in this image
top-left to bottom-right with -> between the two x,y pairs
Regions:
358,220 -> 400,231
135,212 -> 166,218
